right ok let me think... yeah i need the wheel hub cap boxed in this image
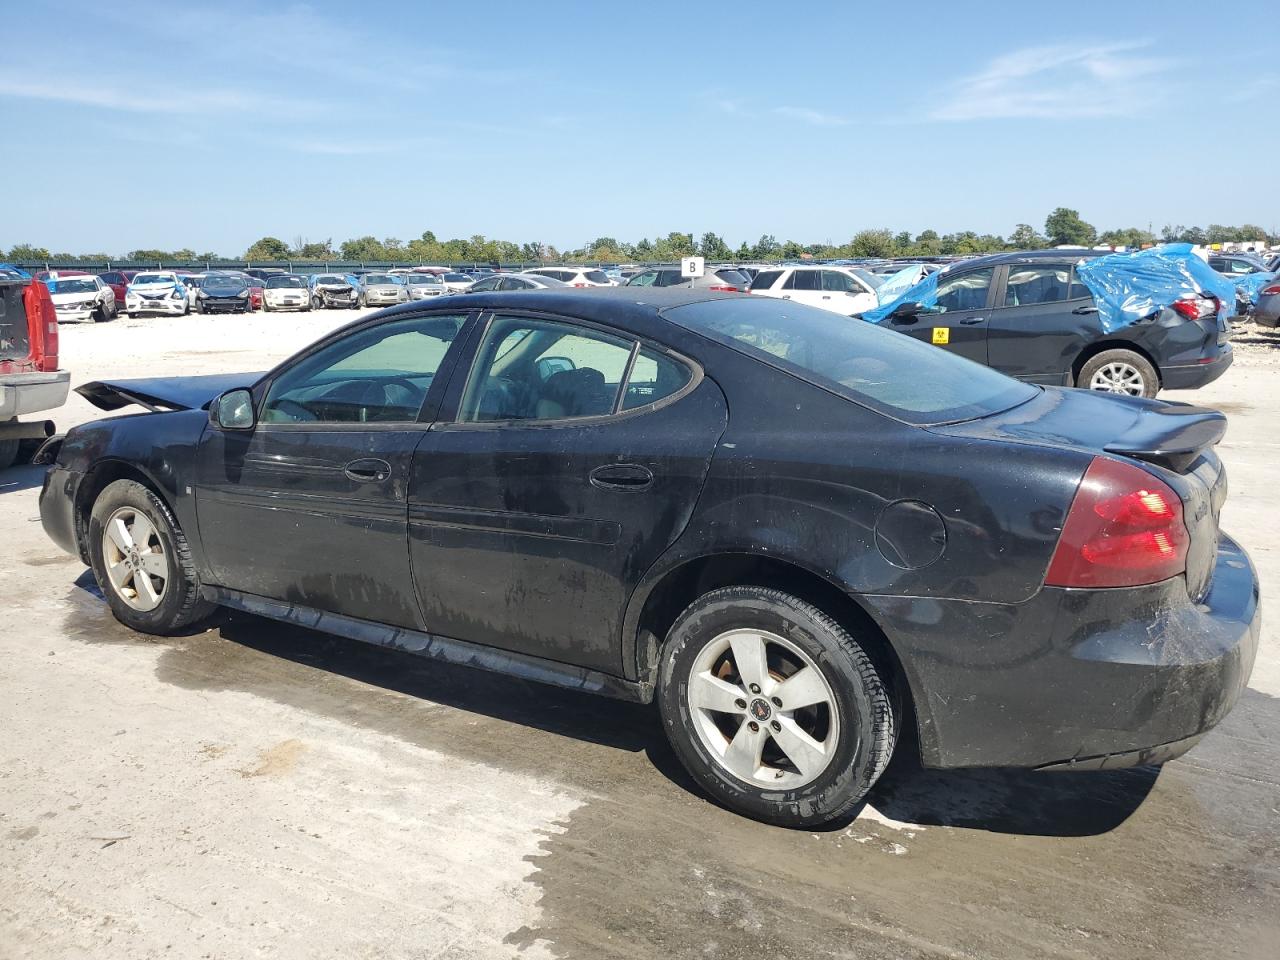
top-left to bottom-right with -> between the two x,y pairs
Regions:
101,506 -> 167,612
748,698 -> 772,721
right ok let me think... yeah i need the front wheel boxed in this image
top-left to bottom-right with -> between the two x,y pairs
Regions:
658,586 -> 896,828
1077,349 -> 1158,398
88,479 -> 215,635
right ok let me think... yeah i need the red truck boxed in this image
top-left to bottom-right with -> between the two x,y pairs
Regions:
0,275 -> 68,468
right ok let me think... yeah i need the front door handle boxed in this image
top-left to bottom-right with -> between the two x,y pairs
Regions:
589,463 -> 654,491
781,294 -> 791,300
344,458 -> 391,482
1072,305 -> 1099,315
958,317 -> 985,325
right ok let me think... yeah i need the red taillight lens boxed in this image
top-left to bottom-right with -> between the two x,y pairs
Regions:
1261,283 -> 1280,296
22,280 -> 60,373
1171,297 -> 1212,320
707,284 -> 739,292
1045,457 -> 1189,589
573,283 -> 587,288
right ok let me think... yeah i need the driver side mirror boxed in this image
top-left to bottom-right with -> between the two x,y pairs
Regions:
889,301 -> 923,322
210,389 -> 256,430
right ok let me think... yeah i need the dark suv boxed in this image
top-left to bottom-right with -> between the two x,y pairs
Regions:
879,251 -> 1232,397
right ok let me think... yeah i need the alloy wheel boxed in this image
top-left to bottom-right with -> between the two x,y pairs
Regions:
686,628 -> 841,789
1089,361 -> 1145,396
100,506 -> 168,611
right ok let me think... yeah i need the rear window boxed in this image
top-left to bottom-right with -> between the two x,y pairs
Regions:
584,270 -> 610,284
715,269 -> 749,287
750,270 -> 783,290
663,297 -> 1036,426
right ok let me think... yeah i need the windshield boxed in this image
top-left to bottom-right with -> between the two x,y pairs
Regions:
364,274 -> 396,284
664,297 -> 1036,426
851,269 -> 883,290
266,275 -> 306,288
584,270 -> 610,283
408,275 -> 442,285
53,278 -> 97,294
132,273 -> 174,285
444,273 -> 471,282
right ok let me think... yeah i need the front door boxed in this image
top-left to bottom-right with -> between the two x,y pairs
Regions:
986,262 -> 1090,383
195,312 -> 471,627
408,312 -> 728,675
886,266 -> 994,365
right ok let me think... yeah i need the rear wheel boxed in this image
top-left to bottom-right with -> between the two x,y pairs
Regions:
658,586 -> 896,828
88,479 -> 215,635
1078,349 -> 1158,398
0,422 -> 19,469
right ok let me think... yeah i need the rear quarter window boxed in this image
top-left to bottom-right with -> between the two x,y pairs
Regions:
750,270 -> 783,290
664,297 -> 1036,425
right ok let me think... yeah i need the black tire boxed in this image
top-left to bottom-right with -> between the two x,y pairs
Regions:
127,311 -> 138,319
658,586 -> 896,828
311,295 -> 322,310
87,479 -> 216,635
93,302 -> 110,322
1076,349 -> 1159,398
0,425 -> 19,469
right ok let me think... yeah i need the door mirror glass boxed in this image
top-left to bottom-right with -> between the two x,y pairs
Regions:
211,389 -> 256,430
890,301 -> 922,319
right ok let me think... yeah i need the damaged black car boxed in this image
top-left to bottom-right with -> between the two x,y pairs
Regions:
39,289 -> 1259,827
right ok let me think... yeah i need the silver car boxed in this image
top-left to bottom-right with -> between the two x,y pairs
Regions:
404,273 -> 449,300
465,273 -> 570,292
358,273 -> 409,308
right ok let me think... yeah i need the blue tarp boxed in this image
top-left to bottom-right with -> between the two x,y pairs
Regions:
1229,270 -> 1276,305
0,262 -> 31,279
875,264 -> 929,305
1074,244 -> 1237,332
862,244 -> 1238,332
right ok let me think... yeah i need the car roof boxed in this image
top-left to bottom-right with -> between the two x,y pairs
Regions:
417,286 -> 736,320
943,249 -> 1106,271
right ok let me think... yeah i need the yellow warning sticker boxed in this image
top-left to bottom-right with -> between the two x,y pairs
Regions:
931,327 -> 950,345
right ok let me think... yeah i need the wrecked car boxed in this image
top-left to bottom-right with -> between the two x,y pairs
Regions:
863,246 -> 1236,398
308,273 -> 359,310
39,289 -> 1259,827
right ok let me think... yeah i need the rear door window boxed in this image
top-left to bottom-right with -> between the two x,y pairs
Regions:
1002,265 -> 1071,307
584,270 -> 610,284
785,270 -> 820,291
1068,268 -> 1094,301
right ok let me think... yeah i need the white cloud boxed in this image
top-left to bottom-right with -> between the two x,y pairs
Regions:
930,42 -> 1172,121
0,74 -> 316,115
773,106 -> 848,127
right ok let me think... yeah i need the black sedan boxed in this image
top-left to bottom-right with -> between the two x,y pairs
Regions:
877,250 -> 1233,398
194,273 -> 252,314
39,289 -> 1259,826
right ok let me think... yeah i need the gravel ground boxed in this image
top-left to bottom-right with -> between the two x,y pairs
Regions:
1,308 -> 1277,960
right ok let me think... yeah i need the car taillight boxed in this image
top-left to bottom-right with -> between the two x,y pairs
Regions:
707,284 -> 739,292
1045,457 -> 1188,589
573,283 -> 587,288
1171,297 -> 1214,321
1262,283 -> 1280,296
23,280 -> 60,373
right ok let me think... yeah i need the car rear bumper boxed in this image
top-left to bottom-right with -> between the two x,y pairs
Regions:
1162,345 -> 1233,390
1252,295 -> 1280,327
0,370 -> 71,419
864,532 -> 1260,769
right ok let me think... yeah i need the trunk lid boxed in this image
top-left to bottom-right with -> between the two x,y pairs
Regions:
76,372 -> 263,412
932,386 -> 1226,601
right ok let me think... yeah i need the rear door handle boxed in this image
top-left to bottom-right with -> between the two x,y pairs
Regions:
344,458 -> 391,482
958,317 -> 985,325
589,463 -> 654,491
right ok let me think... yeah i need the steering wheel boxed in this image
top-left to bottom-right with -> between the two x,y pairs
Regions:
271,398 -> 318,422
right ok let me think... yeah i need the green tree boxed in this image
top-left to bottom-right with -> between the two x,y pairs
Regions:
171,248 -> 196,261
751,234 -> 781,260
735,241 -> 751,260
1044,207 -> 1097,247
127,249 -> 173,262
7,243 -> 51,261
1009,223 -> 1046,250
698,232 -> 731,260
293,239 -> 333,260
243,236 -> 290,261
339,235 -> 387,261
1098,227 -> 1156,249
913,230 -> 941,256
848,229 -> 896,258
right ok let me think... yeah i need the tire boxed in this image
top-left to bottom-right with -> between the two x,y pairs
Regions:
87,479 -> 216,635
0,423 -> 19,469
262,300 -> 272,313
658,586 -> 896,828
127,311 -> 138,319
1077,349 -> 1158,398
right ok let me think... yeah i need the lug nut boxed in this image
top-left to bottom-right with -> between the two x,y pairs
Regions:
734,698 -> 747,709
748,683 -> 761,694
748,721 -> 759,732
771,721 -> 781,733
771,697 -> 782,707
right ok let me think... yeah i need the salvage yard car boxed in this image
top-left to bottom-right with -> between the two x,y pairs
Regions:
748,265 -> 879,316
874,251 -> 1232,398
48,274 -> 116,322
404,273 -> 449,300
357,273 -> 409,308
39,289 -> 1259,827
194,273 -> 252,314
125,272 -> 190,317
309,273 -> 359,309
261,274 -> 311,312
1,274 -> 66,468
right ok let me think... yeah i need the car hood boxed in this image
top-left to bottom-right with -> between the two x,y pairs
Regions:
202,282 -> 248,296
129,282 -> 181,293
366,284 -> 401,292
315,281 -> 353,289
931,386 -> 1226,473
76,373 -> 265,412
50,290 -> 98,304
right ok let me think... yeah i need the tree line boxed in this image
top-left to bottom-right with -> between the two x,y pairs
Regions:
6,210 -> 1272,266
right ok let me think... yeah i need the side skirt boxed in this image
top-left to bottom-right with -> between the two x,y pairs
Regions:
204,587 -> 653,703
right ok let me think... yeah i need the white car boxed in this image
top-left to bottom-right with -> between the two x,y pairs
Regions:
747,266 -> 878,316
125,272 -> 190,317
404,273 -> 450,299
48,274 -> 116,322
527,267 -> 615,287
440,272 -> 476,293
261,274 -> 312,312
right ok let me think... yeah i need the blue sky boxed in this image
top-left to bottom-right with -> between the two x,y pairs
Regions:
3,0 -> 1277,255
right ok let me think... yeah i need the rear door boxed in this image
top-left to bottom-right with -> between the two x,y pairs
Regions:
986,261 -> 1090,383
407,311 -> 728,674
781,269 -> 825,309
886,266 -> 994,365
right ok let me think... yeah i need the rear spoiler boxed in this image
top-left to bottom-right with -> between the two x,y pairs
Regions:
1103,404 -> 1226,473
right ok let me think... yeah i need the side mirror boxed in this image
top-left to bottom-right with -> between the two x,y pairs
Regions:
889,301 -> 922,321
210,389 -> 256,430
